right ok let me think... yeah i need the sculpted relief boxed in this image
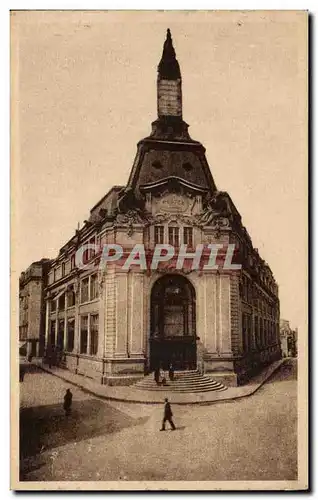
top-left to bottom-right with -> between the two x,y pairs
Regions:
156,193 -> 190,214
114,190 -> 235,235
152,191 -> 198,216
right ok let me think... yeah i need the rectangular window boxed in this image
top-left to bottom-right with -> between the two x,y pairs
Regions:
90,314 -> 99,356
59,293 -> 65,311
260,318 -> 264,346
154,226 -> 164,245
255,316 -> 259,349
168,226 -> 179,247
183,227 -> 193,247
242,313 -> 248,352
67,319 -> 75,352
80,277 -> 89,303
71,254 -> 76,270
51,300 -> 56,313
57,319 -> 65,350
89,236 -> 96,259
90,274 -> 98,300
83,245 -> 89,264
50,320 -> 56,346
62,262 -> 65,277
80,315 -> 88,354
67,287 -> 75,307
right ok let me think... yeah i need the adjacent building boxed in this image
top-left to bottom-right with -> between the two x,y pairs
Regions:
280,320 -> 298,358
19,259 -> 51,357
24,30 -> 281,386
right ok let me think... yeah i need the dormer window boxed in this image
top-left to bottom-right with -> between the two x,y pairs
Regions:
152,160 -> 163,169
183,162 -> 193,172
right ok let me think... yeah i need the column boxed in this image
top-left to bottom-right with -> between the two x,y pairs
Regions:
87,313 -> 91,355
74,278 -> 80,353
219,274 -> 232,355
129,272 -> 144,357
55,306 -> 58,347
44,299 -> 50,352
97,271 -> 105,358
115,271 -> 128,357
104,268 -> 116,357
64,292 -> 68,351
204,273 -> 217,354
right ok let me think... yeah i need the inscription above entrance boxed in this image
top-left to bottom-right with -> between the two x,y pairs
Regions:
157,193 -> 189,214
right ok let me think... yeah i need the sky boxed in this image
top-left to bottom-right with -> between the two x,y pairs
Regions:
11,10 -> 307,333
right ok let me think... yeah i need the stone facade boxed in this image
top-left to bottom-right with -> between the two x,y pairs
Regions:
280,319 -> 298,358
19,259 -> 51,357
27,30 -> 281,386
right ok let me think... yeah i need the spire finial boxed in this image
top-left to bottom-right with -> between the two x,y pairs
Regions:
158,28 -> 181,80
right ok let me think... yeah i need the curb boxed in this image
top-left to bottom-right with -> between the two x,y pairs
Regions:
33,359 -> 287,406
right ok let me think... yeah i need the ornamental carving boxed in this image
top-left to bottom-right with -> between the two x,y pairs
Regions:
116,208 -> 149,226
115,208 -> 151,236
197,191 -> 234,227
210,216 -> 231,230
157,193 -> 190,213
146,212 -> 204,229
98,272 -> 105,293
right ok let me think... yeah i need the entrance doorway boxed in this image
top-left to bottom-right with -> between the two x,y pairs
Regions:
150,274 -> 196,371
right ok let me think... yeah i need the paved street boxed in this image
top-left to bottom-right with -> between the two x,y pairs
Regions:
19,359 -> 297,482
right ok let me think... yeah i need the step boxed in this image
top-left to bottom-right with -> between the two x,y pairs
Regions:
134,371 -> 227,393
138,386 -> 227,394
136,385 -> 227,393
137,380 -> 222,388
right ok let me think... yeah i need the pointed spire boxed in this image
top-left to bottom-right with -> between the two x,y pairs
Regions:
158,29 -> 181,80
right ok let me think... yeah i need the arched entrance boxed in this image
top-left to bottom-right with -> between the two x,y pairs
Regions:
150,274 -> 196,371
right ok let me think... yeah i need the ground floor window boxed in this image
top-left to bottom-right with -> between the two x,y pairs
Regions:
255,316 -> 260,349
90,314 -> 99,355
50,320 -> 56,346
30,339 -> 37,357
260,318 -> 264,347
242,313 -> 247,352
67,318 -> 75,352
57,319 -> 65,350
80,315 -> 88,354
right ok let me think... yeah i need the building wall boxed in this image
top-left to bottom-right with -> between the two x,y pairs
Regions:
42,188 -> 281,386
19,261 -> 49,356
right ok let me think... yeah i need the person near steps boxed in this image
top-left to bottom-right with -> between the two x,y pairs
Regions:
160,398 -> 176,431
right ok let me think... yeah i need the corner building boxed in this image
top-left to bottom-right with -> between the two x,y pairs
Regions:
44,30 -> 281,386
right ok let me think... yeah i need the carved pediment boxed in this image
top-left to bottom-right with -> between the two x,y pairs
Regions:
149,187 -> 203,219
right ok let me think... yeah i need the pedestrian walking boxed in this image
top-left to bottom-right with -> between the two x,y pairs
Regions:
63,388 -> 73,416
160,398 -> 176,431
19,366 -> 25,382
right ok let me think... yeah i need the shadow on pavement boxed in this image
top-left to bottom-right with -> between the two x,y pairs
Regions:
19,363 -> 43,376
20,398 -> 149,480
266,359 -> 297,384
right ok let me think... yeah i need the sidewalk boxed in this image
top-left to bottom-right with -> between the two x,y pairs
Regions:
32,359 -> 286,405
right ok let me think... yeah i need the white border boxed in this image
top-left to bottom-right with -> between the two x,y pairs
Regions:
3,2 -> 314,498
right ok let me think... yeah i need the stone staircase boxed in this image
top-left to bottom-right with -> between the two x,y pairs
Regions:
134,370 -> 227,393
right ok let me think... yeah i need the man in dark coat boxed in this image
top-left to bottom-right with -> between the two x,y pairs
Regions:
154,366 -> 160,385
160,398 -> 176,431
168,363 -> 174,381
63,388 -> 73,416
